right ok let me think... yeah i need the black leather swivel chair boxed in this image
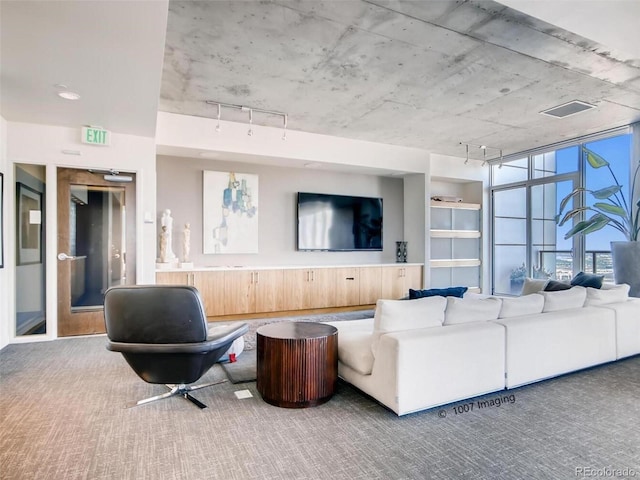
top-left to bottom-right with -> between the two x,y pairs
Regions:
103,285 -> 249,409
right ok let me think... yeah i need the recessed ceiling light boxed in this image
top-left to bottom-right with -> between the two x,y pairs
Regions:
57,91 -> 81,100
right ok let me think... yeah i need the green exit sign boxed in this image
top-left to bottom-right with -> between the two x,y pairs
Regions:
81,126 -> 111,146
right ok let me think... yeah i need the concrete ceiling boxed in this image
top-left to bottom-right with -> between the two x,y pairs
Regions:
1,0 -> 639,163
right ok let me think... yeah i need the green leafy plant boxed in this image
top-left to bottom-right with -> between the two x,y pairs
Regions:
556,146 -> 640,241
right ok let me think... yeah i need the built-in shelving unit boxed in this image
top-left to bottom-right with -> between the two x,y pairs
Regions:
430,200 -> 482,293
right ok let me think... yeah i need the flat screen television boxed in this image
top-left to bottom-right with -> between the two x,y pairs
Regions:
297,192 -> 383,251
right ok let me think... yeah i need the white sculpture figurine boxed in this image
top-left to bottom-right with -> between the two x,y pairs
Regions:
159,226 -> 168,263
160,209 -> 176,261
183,223 -> 191,263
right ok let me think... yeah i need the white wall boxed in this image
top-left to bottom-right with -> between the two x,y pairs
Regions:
0,116 -> 8,349
157,155 -> 404,266
2,121 -> 156,343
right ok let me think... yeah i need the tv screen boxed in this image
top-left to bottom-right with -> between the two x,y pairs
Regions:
297,192 -> 383,251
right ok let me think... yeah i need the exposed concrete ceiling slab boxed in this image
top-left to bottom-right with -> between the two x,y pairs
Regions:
159,0 -> 640,159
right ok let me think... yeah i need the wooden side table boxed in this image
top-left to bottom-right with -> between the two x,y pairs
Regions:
256,322 -> 338,408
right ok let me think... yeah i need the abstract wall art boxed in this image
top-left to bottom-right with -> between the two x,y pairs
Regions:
203,170 -> 258,254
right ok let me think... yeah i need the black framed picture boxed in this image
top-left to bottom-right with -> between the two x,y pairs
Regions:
0,172 -> 3,268
16,182 -> 43,265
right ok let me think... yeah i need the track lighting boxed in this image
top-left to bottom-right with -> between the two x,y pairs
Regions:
459,142 -> 503,167
206,101 -> 288,140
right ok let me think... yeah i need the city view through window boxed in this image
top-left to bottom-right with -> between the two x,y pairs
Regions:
492,132 -> 632,295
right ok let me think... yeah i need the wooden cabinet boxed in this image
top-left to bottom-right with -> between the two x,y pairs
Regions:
224,269 -> 284,315
282,268 -> 336,310
381,265 -> 422,299
158,264 -> 422,317
334,267 -> 360,307
156,271 -> 225,316
358,266 -> 382,305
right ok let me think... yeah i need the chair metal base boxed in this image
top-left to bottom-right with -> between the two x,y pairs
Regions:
126,379 -> 228,409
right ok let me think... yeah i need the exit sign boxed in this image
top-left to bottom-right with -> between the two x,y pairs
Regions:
81,127 -> 111,146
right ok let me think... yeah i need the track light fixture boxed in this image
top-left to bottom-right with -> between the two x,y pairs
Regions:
206,101 -> 288,140
459,142 -> 504,166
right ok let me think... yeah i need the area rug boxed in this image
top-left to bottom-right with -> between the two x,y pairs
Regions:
220,350 -> 257,383
219,309 -> 375,383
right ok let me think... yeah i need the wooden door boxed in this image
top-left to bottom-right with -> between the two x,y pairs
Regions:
254,269 -> 284,313
359,266 -> 382,305
380,266 -> 406,299
403,265 -> 423,292
308,268 -> 336,308
156,271 -> 190,285
57,168 -> 136,336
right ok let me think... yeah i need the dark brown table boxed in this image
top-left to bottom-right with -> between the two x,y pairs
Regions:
256,321 -> 338,408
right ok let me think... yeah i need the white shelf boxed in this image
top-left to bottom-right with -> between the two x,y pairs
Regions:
430,259 -> 481,268
430,229 -> 481,238
430,200 -> 480,210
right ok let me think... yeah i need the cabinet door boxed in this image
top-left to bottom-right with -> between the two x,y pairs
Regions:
282,269 -> 309,311
156,271 -> 191,285
254,269 -> 284,313
359,266 -> 382,305
223,271 -> 255,315
403,266 -> 423,292
380,266 -> 406,299
308,268 -> 337,308
334,267 -> 360,307
193,271 -> 226,317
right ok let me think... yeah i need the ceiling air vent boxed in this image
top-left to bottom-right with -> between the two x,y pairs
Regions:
540,100 -> 596,119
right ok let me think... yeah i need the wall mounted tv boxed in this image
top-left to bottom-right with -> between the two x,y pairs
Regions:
297,192 -> 383,251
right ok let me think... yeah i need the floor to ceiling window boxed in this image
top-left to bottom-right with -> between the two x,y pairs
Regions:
490,128 -> 632,296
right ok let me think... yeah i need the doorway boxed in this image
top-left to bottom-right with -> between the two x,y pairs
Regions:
57,168 -> 136,336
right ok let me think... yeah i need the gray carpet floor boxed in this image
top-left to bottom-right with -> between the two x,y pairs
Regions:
1,335 -> 639,480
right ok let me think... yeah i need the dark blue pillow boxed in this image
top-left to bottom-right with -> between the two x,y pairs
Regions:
409,287 -> 468,299
570,271 -> 604,289
543,280 -> 572,291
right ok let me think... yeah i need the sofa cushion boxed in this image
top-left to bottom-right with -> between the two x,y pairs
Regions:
584,284 -> 630,306
571,271 -> 604,289
371,297 -> 446,357
521,277 -> 549,295
409,286 -> 468,299
499,293 -> 544,318
544,280 -> 572,291
541,286 -> 586,312
444,296 -> 502,325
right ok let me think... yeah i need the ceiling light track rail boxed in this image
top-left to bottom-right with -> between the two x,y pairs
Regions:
206,100 -> 288,140
459,142 -> 503,167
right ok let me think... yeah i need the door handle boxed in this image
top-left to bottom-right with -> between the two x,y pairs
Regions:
58,253 -> 79,261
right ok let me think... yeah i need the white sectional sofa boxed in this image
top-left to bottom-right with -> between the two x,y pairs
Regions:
326,284 -> 640,416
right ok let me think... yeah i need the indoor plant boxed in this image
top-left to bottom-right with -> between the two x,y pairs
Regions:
556,146 -> 640,295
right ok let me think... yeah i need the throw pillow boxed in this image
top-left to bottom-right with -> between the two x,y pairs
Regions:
541,286 -> 587,312
371,297 -> 447,357
544,280 -> 572,291
584,284 -> 630,306
498,294 -> 544,318
409,286 -> 468,299
443,296 -> 502,325
570,271 -> 604,289
520,278 -> 549,295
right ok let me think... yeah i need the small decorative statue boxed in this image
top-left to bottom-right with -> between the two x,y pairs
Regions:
182,223 -> 191,263
396,241 -> 408,263
159,226 -> 168,263
161,209 -> 176,261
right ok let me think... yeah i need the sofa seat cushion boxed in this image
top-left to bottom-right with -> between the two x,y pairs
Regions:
324,318 -> 375,375
499,293 -> 544,318
444,296 -> 502,325
584,283 -> 630,306
494,307 -> 616,388
541,286 -> 586,312
592,298 -> 640,359
371,297 -> 446,356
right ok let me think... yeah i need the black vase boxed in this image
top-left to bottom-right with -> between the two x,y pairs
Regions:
396,241 -> 407,263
